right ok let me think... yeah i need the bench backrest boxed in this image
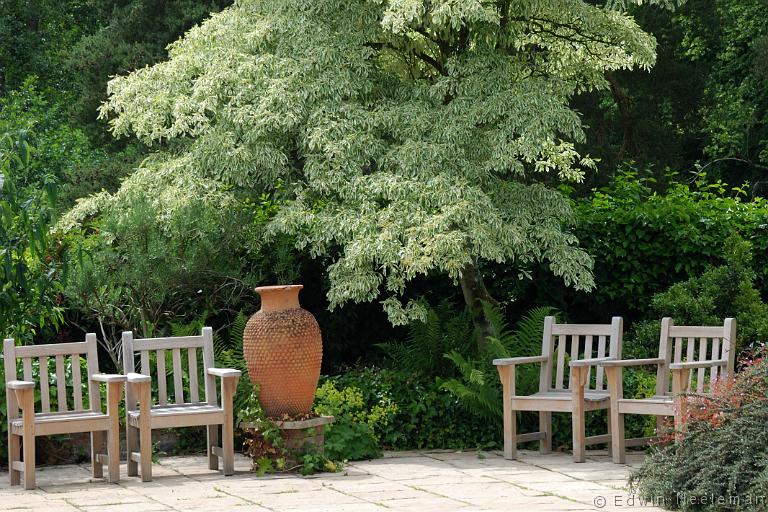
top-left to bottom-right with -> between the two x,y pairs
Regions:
540,316 -> 623,393
656,317 -> 736,396
3,335 -> 101,419
122,327 -> 216,411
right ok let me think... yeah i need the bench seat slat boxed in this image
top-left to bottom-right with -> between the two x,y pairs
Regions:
127,403 -> 224,429
10,411 -> 110,436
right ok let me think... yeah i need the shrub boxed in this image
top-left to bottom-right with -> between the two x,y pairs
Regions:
315,367 -> 501,454
0,80 -> 98,191
626,234 -> 768,358
568,169 -> 768,322
630,357 -> 768,511
58,172 -> 284,361
1,131 -> 63,342
313,378 -> 396,460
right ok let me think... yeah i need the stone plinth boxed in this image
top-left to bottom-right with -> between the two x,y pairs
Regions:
241,415 -> 335,465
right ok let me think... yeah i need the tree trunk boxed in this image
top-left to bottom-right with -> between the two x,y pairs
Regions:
605,72 -> 641,161
459,262 -> 499,353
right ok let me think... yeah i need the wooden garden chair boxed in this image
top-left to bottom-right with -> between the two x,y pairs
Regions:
494,316 -> 623,462
3,335 -> 125,489
600,317 -> 736,463
122,327 -> 241,481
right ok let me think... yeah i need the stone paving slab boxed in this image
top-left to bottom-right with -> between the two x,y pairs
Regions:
0,450 -> 663,511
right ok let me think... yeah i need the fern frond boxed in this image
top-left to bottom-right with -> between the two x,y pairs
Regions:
439,377 -> 501,421
375,341 -> 410,367
481,301 -> 513,342
512,306 -> 557,354
443,350 -> 473,377
229,312 -> 248,349
484,336 -> 510,361
378,301 -> 468,376
442,305 -> 559,426
467,368 -> 485,386
169,313 -> 209,337
445,308 -> 474,355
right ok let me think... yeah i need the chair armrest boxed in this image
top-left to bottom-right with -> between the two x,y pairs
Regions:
127,372 -> 153,412
126,372 -> 151,384
7,380 -> 35,390
90,373 -> 127,383
570,357 -> 613,368
493,356 -> 548,366
670,359 -> 728,370
8,381 -> 35,414
599,358 -> 665,368
207,368 -> 242,378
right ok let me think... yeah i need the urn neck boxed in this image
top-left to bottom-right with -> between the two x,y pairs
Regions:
256,285 -> 303,312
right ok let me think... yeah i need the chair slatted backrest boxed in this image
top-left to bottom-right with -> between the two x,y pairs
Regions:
656,317 -> 736,396
540,316 -> 623,392
3,335 -> 100,419
122,328 -> 216,412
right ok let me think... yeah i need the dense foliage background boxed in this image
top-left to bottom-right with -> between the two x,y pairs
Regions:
2,0 -> 768,467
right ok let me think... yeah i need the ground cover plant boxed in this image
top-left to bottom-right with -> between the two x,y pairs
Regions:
238,387 -> 343,476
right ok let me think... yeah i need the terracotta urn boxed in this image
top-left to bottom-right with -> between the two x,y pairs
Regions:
243,285 -> 322,417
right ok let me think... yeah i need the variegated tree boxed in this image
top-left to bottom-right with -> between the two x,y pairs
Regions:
93,0 -> 659,346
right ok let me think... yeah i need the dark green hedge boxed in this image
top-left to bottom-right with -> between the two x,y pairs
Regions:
556,172 -> 768,323
578,173 -> 768,314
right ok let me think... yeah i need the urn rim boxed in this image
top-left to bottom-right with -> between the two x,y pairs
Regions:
255,284 -> 304,293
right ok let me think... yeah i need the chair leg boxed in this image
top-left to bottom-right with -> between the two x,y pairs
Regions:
22,430 -> 35,490
107,428 -> 120,483
672,369 -> 690,441
222,377 -> 236,476
606,367 -> 625,464
610,409 -> 625,464
571,368 -> 587,463
501,402 -> 517,460
572,409 -> 586,463
497,365 -> 517,460
539,411 -> 552,454
105,381 -> 122,483
126,424 -> 138,477
91,431 -> 104,479
15,389 -> 36,490
8,431 -> 21,486
207,425 -> 219,471
138,421 -> 152,482
134,380 -> 154,482
606,412 -> 612,458
9,431 -> 20,486
222,423 -> 234,476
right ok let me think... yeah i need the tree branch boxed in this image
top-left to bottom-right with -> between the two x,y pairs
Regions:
365,41 -> 447,75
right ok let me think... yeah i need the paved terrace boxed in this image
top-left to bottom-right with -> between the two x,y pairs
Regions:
0,450 -> 662,511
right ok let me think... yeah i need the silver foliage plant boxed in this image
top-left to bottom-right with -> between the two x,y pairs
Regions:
85,0 -> 658,325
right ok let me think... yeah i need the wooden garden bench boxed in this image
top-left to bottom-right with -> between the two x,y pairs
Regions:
600,317 -> 736,463
494,316 -> 623,462
3,335 -> 125,489
122,327 -> 241,481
